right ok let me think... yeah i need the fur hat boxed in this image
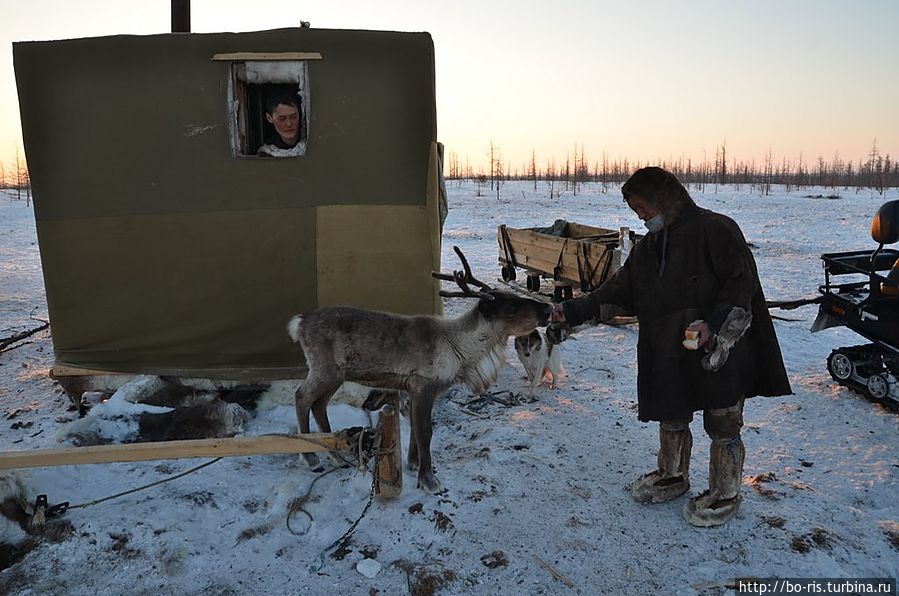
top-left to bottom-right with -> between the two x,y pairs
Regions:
622,167 -> 696,223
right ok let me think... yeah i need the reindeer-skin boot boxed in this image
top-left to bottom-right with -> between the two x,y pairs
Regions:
683,436 -> 745,526
631,422 -> 692,504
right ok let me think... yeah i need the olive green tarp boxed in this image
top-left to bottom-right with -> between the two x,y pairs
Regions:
14,28 -> 442,381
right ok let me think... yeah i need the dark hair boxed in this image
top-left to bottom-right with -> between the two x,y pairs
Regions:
265,91 -> 300,115
621,167 -> 682,201
622,166 -> 695,220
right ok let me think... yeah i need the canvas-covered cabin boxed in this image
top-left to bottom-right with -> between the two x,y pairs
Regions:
14,27 -> 445,390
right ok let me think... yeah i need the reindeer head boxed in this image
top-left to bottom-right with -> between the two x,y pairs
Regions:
433,246 -> 553,337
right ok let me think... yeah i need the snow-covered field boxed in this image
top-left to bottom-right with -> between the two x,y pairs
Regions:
1,181 -> 898,595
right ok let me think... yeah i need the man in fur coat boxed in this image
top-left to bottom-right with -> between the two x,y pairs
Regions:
553,166 -> 791,526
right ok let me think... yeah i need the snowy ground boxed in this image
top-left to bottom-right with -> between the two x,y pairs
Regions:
1,182 -> 898,595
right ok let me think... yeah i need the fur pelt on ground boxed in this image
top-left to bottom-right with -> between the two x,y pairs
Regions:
56,377 -> 250,447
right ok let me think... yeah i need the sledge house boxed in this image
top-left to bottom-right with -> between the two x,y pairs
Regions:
14,27 -> 445,385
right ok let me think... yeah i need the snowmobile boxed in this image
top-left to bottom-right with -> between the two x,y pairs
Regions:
811,199 -> 899,407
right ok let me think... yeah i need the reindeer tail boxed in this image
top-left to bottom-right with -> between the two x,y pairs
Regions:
287,315 -> 305,343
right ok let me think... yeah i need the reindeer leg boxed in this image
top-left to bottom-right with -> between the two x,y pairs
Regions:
295,375 -> 340,472
407,415 -> 419,472
310,398 -> 332,433
294,387 -> 322,472
410,389 -> 444,494
310,393 -> 349,469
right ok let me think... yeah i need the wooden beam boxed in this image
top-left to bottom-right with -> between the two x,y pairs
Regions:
211,52 -> 323,62
0,434 -> 348,470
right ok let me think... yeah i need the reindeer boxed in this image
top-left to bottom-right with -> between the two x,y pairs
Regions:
288,247 -> 553,494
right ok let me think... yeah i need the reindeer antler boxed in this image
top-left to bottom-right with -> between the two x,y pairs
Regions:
451,246 -> 493,291
431,245 -> 495,300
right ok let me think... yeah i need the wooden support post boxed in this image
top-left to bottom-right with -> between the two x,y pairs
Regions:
374,404 -> 403,499
0,433 -> 348,470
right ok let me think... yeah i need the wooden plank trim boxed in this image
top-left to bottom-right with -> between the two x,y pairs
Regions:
211,52 -> 322,61
0,434 -> 348,470
565,222 -> 616,238
51,365 -> 128,378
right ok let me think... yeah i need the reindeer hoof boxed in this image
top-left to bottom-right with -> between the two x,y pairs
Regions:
417,471 -> 445,495
407,458 -> 419,472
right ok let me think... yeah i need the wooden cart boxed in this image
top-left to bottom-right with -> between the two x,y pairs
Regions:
497,220 -> 641,301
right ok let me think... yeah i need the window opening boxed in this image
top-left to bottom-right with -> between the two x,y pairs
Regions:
230,60 -> 310,158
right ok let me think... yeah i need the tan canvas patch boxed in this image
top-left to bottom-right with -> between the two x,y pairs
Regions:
316,204 -> 439,315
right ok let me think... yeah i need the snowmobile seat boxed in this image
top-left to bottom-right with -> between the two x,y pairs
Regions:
870,200 -> 899,297
872,200 -> 899,245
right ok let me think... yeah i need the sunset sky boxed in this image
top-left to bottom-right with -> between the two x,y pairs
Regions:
1,0 -> 897,173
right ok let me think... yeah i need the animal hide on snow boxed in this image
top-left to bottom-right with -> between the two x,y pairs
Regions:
56,377 -> 250,446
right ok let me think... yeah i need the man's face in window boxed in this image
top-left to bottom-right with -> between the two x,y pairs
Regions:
266,103 -> 300,146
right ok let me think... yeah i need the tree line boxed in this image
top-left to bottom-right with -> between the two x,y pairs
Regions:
447,139 -> 899,197
4,138 -> 897,204
0,147 -> 32,204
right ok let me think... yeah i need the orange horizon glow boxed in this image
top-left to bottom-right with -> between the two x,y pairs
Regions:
1,1 -> 897,174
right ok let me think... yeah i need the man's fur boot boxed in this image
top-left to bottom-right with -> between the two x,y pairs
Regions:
631,422 -> 692,504
683,436 -> 745,526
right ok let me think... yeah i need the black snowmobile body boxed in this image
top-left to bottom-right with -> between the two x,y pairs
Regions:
813,200 -> 899,408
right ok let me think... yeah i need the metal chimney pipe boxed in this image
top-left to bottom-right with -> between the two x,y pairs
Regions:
172,0 -> 190,33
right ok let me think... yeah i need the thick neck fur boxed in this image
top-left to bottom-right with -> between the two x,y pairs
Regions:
440,305 -> 510,394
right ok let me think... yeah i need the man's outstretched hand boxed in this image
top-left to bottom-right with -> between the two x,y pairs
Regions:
551,304 -> 566,324
547,305 -> 572,345
685,320 -> 712,349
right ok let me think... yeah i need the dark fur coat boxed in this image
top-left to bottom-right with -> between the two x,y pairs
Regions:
563,199 -> 792,422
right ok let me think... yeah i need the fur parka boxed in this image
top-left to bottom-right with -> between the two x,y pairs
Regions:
563,169 -> 792,421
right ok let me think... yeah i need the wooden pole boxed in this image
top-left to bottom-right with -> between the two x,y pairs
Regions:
374,404 -> 403,499
0,433 -> 348,470
171,0 -> 190,33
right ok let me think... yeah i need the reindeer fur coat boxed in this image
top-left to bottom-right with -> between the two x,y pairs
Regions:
563,174 -> 792,422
